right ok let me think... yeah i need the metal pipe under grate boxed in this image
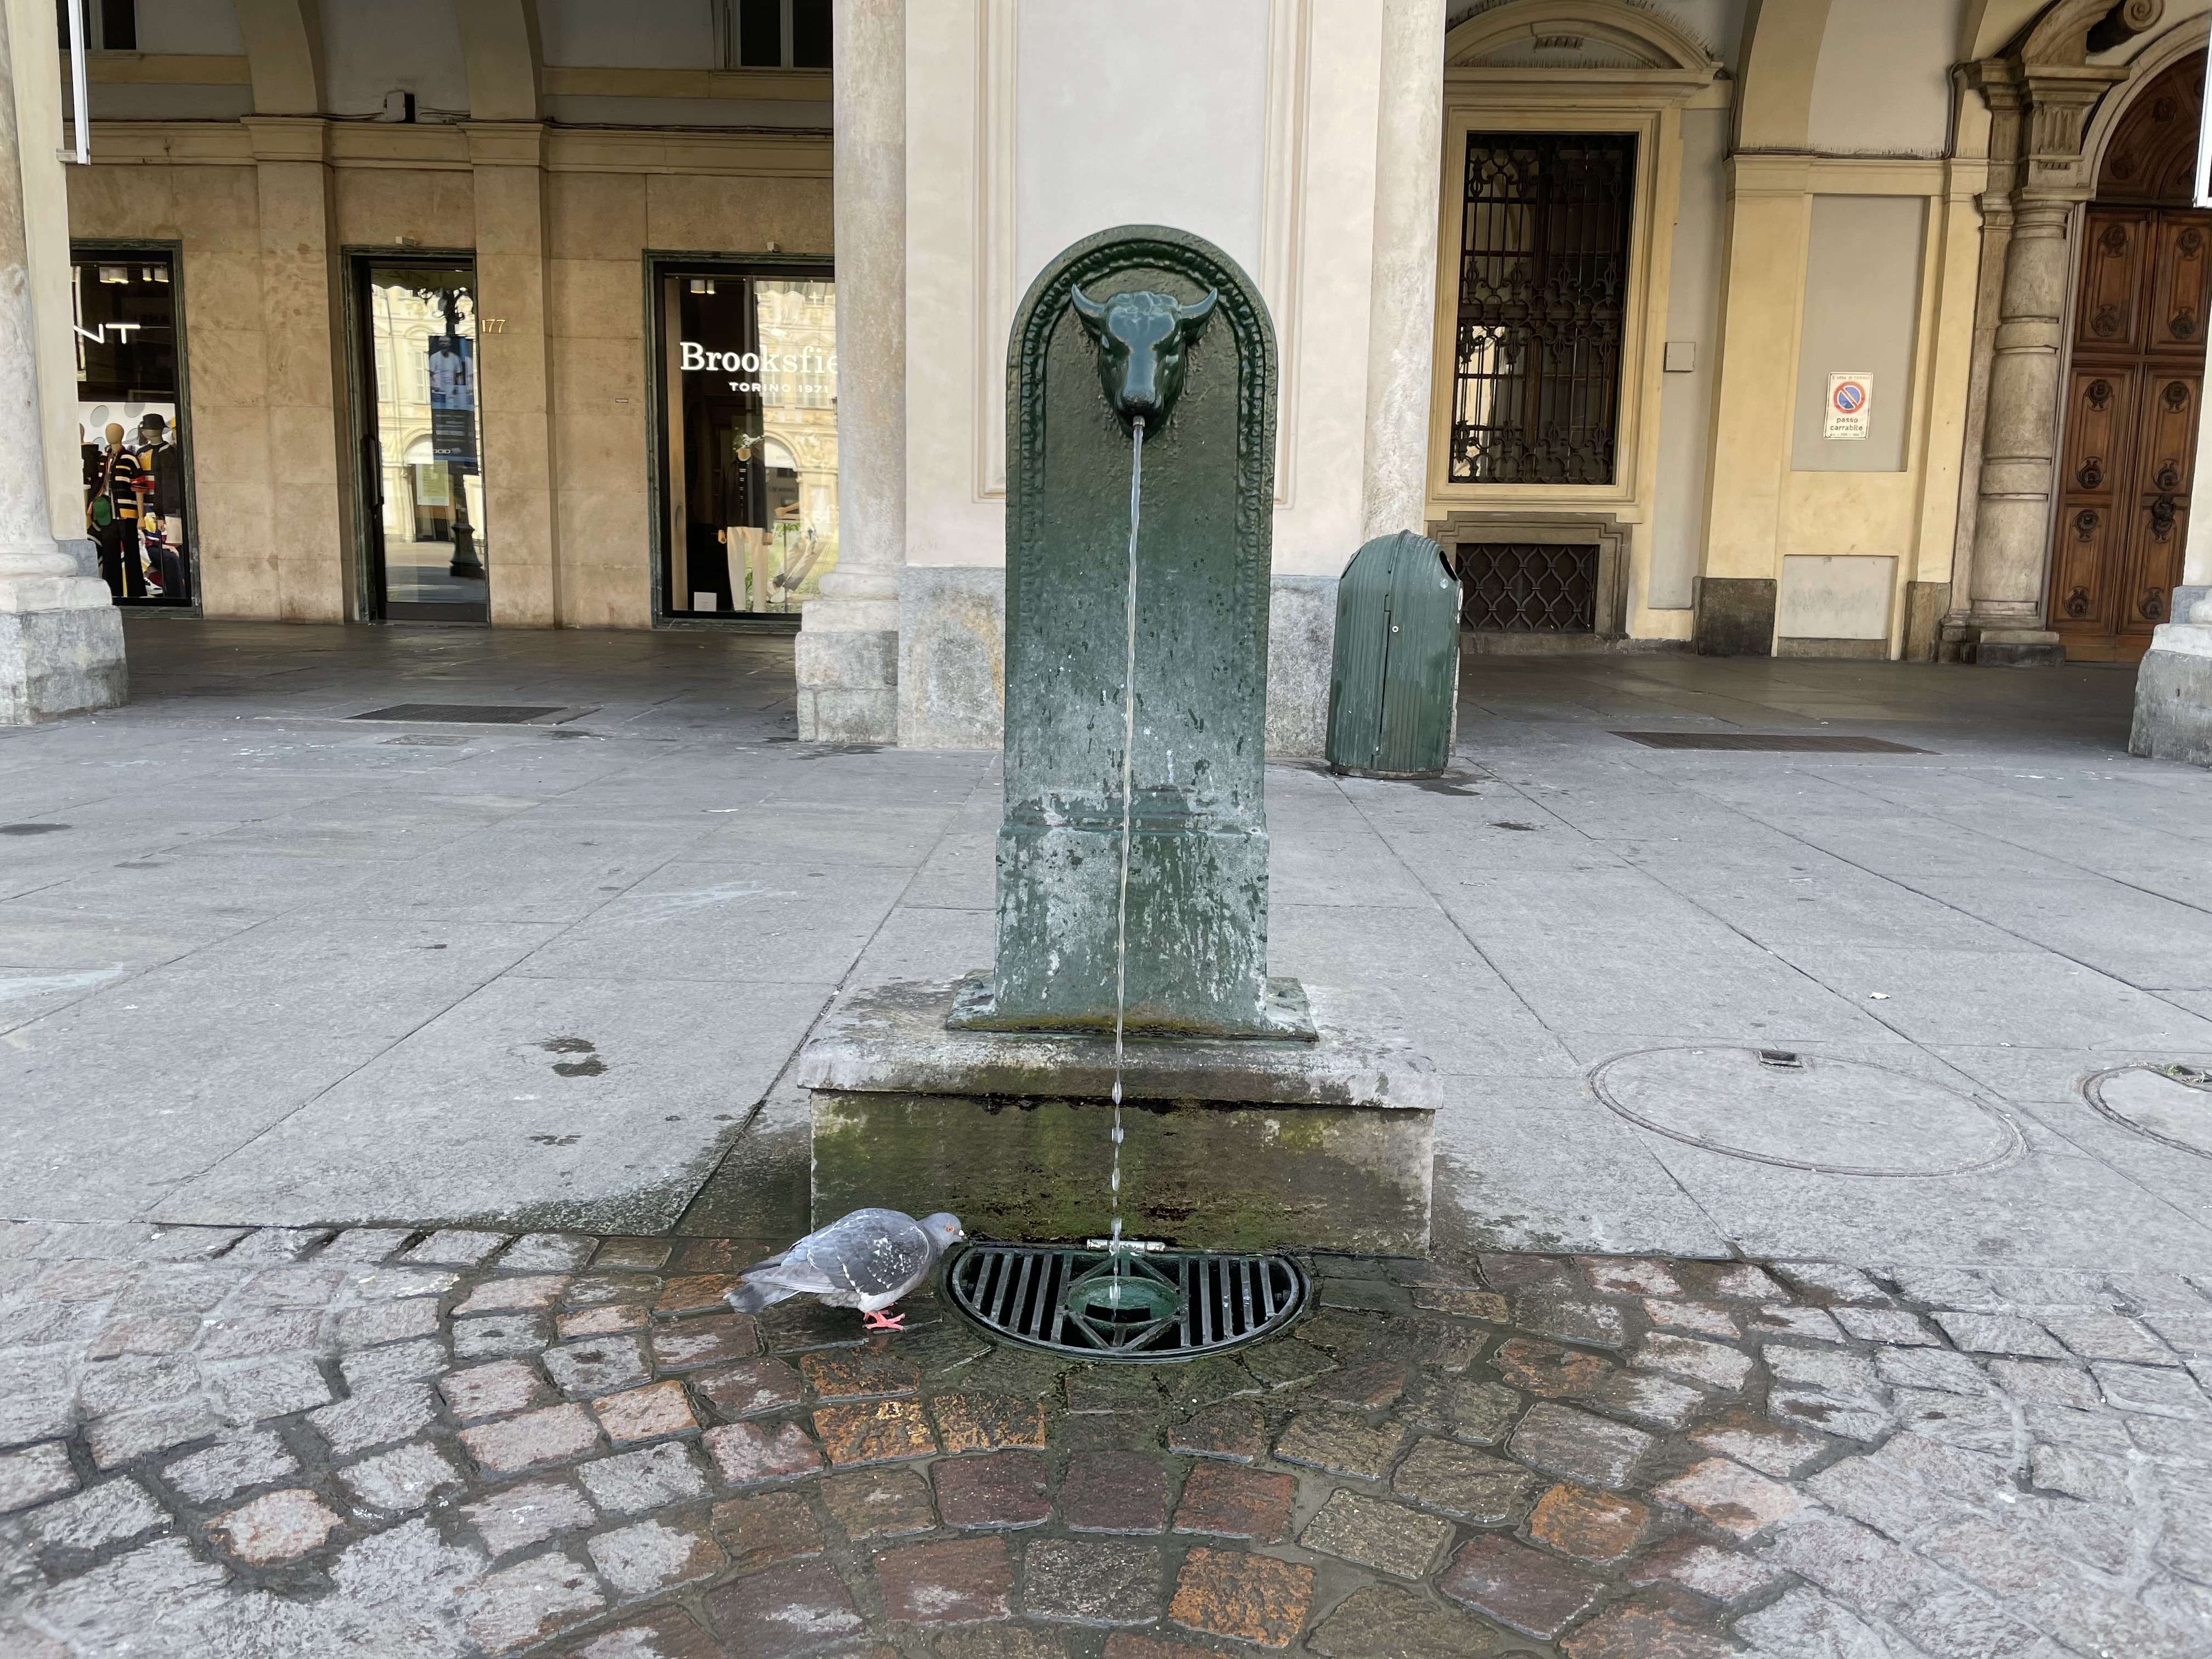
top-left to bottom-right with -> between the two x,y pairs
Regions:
945,1243 -> 1308,1362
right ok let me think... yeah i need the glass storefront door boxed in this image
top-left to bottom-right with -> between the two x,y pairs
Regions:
359,263 -> 488,622
72,250 -> 193,608
656,268 -> 839,622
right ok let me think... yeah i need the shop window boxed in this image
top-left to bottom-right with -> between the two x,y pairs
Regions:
73,249 -> 190,607
656,268 -> 838,623
1451,132 -> 1634,486
726,0 -> 831,70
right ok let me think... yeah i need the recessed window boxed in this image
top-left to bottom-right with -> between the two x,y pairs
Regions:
55,0 -> 136,51
725,0 -> 832,70
1451,132 -> 1635,486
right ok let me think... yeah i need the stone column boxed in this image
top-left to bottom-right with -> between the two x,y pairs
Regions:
2135,300 -> 2212,764
465,123 -> 560,628
246,116 -> 349,622
1359,0 -> 1444,542
1964,196 -> 2074,664
0,3 -> 125,723
796,0 -> 904,742
1962,65 -> 2117,666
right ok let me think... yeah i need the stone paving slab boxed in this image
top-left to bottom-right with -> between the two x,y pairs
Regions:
1,1219 -> 2208,1655
6,628 -> 2212,1276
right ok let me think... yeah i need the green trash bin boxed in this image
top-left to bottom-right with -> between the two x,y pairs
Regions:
1326,530 -> 1460,779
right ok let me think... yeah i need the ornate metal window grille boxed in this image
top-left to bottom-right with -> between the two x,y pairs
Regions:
1459,542 -> 1599,631
1451,132 -> 1635,485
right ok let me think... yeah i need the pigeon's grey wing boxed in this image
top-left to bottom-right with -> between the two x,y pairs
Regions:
791,1209 -> 935,1302
752,1255 -> 843,1296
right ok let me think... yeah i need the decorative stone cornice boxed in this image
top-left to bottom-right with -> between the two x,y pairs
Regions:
1967,56 -> 2128,204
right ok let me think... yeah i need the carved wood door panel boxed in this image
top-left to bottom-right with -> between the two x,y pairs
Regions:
2052,207 -> 2211,660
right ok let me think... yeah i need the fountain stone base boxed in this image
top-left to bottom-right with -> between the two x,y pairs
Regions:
799,978 -> 1438,1256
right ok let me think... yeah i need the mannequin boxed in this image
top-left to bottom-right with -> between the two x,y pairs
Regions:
136,413 -> 184,599
89,421 -> 146,599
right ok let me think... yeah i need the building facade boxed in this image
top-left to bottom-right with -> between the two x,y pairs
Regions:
2,0 -> 2210,758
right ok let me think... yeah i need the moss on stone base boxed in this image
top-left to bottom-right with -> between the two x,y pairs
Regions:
811,1089 -> 1432,1255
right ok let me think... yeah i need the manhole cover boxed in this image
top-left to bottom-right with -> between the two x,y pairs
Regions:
349,703 -> 571,725
1590,1046 -> 2023,1176
946,1243 -> 1307,1362
1611,731 -> 1931,753
2084,1064 -> 2212,1159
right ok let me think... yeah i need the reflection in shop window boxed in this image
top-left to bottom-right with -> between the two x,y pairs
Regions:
659,270 -> 838,621
72,250 -> 190,607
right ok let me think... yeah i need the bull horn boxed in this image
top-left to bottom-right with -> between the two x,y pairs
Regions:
1176,289 -> 1218,328
1068,284 -> 1107,326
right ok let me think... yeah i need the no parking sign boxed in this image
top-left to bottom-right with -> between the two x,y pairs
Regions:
1825,371 -> 1872,441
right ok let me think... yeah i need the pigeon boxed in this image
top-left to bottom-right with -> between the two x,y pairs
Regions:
725,1208 -> 964,1331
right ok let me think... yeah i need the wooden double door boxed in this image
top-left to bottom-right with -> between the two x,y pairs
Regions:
2050,206 -> 2212,661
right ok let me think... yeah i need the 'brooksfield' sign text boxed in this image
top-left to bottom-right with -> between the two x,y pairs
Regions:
680,342 -> 836,375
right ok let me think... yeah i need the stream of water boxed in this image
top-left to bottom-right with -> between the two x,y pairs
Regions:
1106,413 -> 1146,1274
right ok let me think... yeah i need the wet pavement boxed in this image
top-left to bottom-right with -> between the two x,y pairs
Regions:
2,1218 -> 2208,1656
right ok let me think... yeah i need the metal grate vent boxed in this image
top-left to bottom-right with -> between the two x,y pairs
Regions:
1460,543 -> 1599,631
946,1244 -> 1308,1362
349,704 -> 571,725
1612,731 -> 1932,754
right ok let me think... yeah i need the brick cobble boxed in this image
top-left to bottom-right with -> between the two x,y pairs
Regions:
2,1223 -> 2205,1657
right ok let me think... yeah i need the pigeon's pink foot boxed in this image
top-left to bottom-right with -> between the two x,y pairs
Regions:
862,1309 -> 906,1331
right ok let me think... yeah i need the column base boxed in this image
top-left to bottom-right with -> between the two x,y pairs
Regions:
0,582 -> 128,725
2130,623 -> 2212,767
1962,626 -> 2065,668
794,627 -> 898,743
1692,577 -> 1776,657
802,978 -> 1437,1254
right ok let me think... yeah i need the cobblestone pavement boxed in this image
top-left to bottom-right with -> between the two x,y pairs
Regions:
4,1221 -> 2209,1657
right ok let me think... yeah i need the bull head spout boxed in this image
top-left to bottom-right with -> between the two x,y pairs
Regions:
1069,284 -> 1218,431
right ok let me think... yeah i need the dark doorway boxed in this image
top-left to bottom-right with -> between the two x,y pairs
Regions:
352,258 -> 488,624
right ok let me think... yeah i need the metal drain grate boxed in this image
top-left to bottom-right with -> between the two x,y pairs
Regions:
946,1244 -> 1308,1362
1611,731 -> 1931,754
350,703 -> 570,725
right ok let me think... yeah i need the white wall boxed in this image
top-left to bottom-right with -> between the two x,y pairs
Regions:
320,0 -> 471,116
1651,106 -> 1730,610
539,0 -> 717,69
1808,0 -> 1965,156
136,0 -> 245,54
1014,0 -> 1270,290
905,0 -> 1386,580
1648,0 -> 1750,69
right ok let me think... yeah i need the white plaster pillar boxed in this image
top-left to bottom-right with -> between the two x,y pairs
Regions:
2176,352 -> 2212,624
797,0 -> 905,742
0,2 -> 126,723
2135,249 -> 2212,764
1358,0 -> 1445,544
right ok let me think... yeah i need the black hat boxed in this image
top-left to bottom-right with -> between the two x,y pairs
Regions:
138,413 -> 167,434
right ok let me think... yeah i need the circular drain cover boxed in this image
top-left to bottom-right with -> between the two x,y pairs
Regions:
2085,1064 -> 2212,1158
946,1243 -> 1307,1362
1591,1046 -> 2023,1177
